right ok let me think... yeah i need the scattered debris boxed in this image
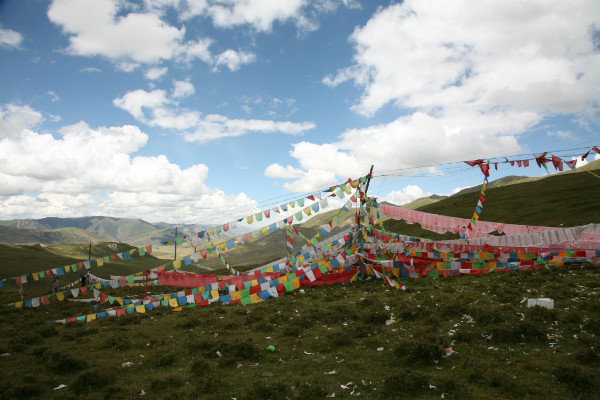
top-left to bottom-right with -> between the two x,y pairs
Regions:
121,362 -> 133,368
53,384 -> 67,390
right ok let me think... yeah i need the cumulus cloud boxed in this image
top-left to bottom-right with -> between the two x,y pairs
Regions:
112,89 -> 170,120
145,66 -> 168,80
213,49 -> 256,72
172,79 -> 195,98
382,185 -> 430,206
270,1 -> 600,192
48,0 -> 185,67
264,163 -> 306,179
47,0 -> 257,71
0,103 -> 258,223
325,0 -> 600,118
113,85 -> 316,141
0,26 -> 24,49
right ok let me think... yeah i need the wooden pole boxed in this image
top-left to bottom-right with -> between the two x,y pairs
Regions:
88,242 -> 92,260
174,227 -> 178,261
362,165 -> 374,204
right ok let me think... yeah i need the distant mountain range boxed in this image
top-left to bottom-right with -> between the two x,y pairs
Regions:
0,216 -> 209,246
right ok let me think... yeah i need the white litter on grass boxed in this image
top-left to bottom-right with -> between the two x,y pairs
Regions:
304,351 -> 315,355
121,362 -> 133,368
325,370 -> 337,375
53,384 -> 67,390
341,382 -> 353,390
377,347 -> 384,352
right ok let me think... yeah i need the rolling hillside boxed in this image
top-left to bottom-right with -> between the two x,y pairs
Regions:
384,165 -> 600,239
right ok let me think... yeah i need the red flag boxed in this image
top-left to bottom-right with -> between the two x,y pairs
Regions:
478,163 -> 490,177
593,147 -> 600,155
565,159 -> 577,170
465,159 -> 484,167
551,155 -> 563,171
582,150 -> 591,160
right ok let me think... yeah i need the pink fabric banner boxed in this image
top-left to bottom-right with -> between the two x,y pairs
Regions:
380,203 -> 557,236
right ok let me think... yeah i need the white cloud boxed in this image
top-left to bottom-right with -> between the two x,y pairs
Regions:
145,66 -> 168,80
47,91 -> 60,102
213,49 -> 256,72
183,116 -> 316,142
0,26 -> 24,49
547,130 -> 574,139
0,103 -> 258,223
47,0 -> 257,71
80,67 -> 101,73
382,185 -> 430,206
112,89 -> 170,120
48,0 -> 185,67
172,79 -> 195,98
264,163 -> 306,179
325,0 -> 600,119
0,104 -> 43,139
203,0 -> 306,32
114,86 -> 316,141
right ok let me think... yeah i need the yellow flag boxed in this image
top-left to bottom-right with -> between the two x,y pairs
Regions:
292,278 -> 300,289
64,265 -> 71,273
86,314 -> 97,322
135,305 -> 146,313
172,307 -> 183,312
250,294 -> 262,303
96,258 -> 103,267
95,283 -> 101,289
15,301 -> 22,309
168,298 -> 179,307
57,292 -> 64,301
210,289 -> 219,298
304,207 -> 311,216
230,291 -> 242,301
250,279 -> 259,287
116,298 -> 124,306
247,215 -> 253,224
33,273 -> 39,281
260,226 -> 269,234
173,260 -> 181,270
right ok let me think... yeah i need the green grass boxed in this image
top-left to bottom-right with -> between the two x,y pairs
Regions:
0,264 -> 599,399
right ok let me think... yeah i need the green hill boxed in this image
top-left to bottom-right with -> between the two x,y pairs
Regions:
384,166 -> 600,239
400,194 -> 447,210
0,242 -> 166,291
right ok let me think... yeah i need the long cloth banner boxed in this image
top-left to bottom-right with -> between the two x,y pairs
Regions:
380,203 -> 557,236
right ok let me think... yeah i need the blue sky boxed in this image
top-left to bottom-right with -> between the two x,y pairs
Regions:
0,0 -> 598,226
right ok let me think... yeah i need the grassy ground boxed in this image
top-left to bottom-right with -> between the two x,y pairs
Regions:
0,264 -> 599,399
